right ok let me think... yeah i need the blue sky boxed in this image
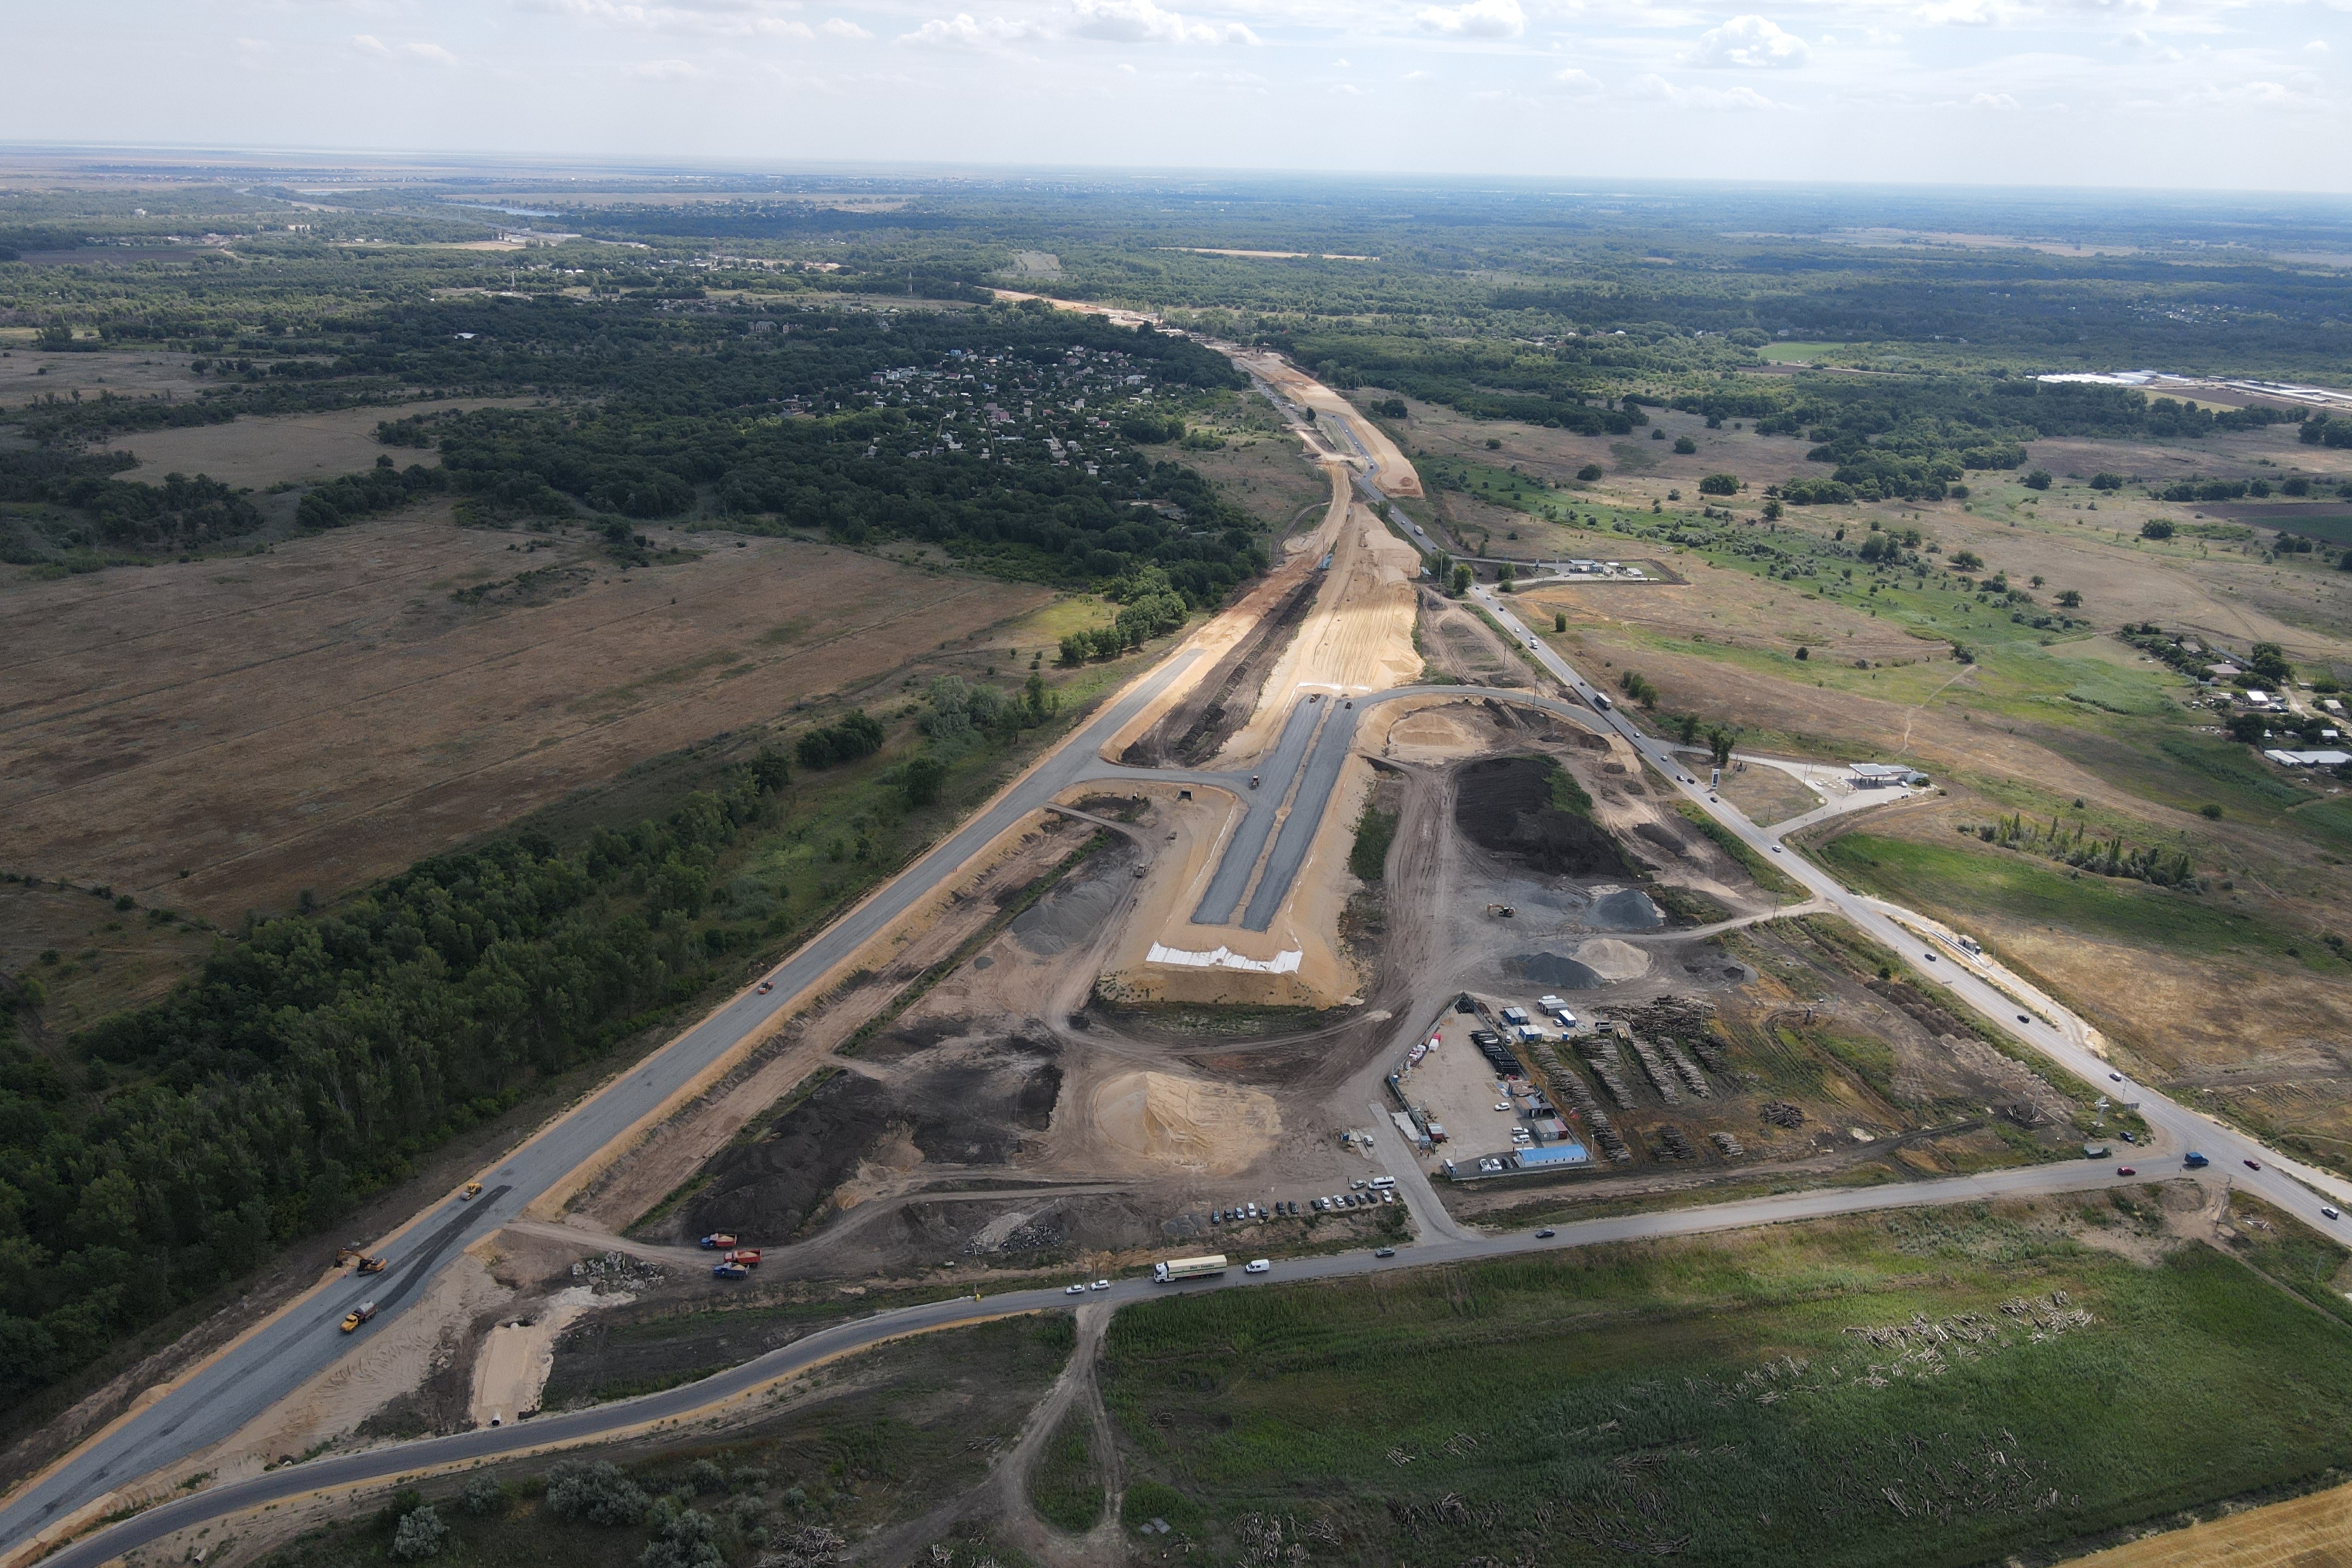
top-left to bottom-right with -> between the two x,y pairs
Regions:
6,0 -> 2346,189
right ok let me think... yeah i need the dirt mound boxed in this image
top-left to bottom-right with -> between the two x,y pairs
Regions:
1090,1070 -> 1279,1175
1012,857 -> 1129,956
1588,887 -> 1665,930
1574,937 -> 1652,981
1510,952 -> 1606,989
679,1036 -> 1061,1243
1454,756 -> 1634,877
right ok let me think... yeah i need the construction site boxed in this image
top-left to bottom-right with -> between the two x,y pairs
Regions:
21,320 -> 2348,1568
71,359 -> 2097,1479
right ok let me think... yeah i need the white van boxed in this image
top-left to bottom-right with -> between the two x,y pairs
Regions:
1368,1176 -> 1396,1190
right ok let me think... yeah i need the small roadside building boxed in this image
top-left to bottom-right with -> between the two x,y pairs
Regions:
1849,762 -> 1929,789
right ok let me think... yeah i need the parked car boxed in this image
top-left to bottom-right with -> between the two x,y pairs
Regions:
1064,1283 -> 1088,1296
1092,1279 -> 1111,1290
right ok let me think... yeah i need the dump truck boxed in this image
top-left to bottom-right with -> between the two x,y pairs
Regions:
340,1301 -> 379,1333
722,1249 -> 762,1268
700,1232 -> 738,1250
711,1262 -> 750,1281
1152,1254 -> 1228,1284
355,1255 -> 388,1275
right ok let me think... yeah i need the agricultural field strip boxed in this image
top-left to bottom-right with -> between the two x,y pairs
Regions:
1469,579 -> 2352,1226
0,560 -> 976,783
19,1151 -> 2190,1568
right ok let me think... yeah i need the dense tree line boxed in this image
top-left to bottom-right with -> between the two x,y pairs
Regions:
0,448 -> 259,549
0,757 -> 801,1406
296,457 -> 449,528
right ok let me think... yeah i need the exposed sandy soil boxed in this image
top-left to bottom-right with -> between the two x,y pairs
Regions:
1231,352 -> 1421,498
467,1284 -> 625,1427
119,399 -> 533,489
0,519 -> 1041,918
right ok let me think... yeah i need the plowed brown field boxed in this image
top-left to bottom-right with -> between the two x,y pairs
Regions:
0,519 -> 1041,917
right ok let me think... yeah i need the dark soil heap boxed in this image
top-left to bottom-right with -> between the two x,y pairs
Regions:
1454,755 -> 1635,878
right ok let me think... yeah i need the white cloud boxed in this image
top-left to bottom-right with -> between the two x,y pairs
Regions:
630,58 -> 701,78
1415,0 -> 1525,39
1552,66 -> 1603,92
1069,0 -> 1258,46
1401,68 -> 1434,79
1628,72 -> 1787,109
519,0 -> 821,38
2302,38 -> 2329,55
821,17 -> 874,38
1689,15 -> 1808,69
1970,89 -> 2019,107
353,34 -> 392,55
407,41 -> 460,65
898,12 -> 1043,47
1332,81 -> 1367,93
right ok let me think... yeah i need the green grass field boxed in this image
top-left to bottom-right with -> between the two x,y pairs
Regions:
1819,831 -> 2339,967
256,1315 -> 1073,1568
1101,1202 -> 2352,1567
1027,1405 -> 1105,1532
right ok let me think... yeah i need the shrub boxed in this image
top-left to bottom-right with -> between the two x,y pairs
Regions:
899,754 -> 948,808
2141,519 -> 2176,540
794,711 -> 886,769
1576,463 -> 1602,480
2089,472 -> 2124,490
1698,473 -> 1739,496
2024,469 -> 2052,490
459,1476 -> 506,1516
545,1460 -> 650,1527
640,1507 -> 723,1568
390,1506 -> 447,1561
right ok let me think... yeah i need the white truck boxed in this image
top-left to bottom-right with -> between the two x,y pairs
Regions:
1152,1254 -> 1230,1283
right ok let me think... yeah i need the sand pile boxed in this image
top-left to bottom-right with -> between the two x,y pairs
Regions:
1574,937 -> 1653,981
1384,707 -> 1485,763
1091,1071 -> 1279,1176
468,1284 -> 625,1427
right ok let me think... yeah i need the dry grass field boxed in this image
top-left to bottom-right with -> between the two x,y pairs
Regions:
0,518 -> 1045,921
118,399 -> 534,488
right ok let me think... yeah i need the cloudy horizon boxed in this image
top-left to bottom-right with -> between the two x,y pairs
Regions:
5,0 -> 2346,192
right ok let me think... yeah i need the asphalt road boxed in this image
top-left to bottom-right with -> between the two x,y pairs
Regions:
0,650 -> 1210,1560
31,1137 -> 2167,1568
